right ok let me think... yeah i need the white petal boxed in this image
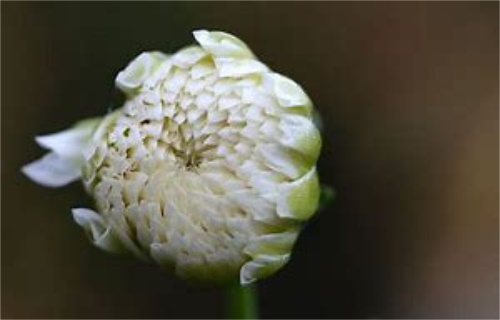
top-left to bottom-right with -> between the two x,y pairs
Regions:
116,51 -> 168,95
263,73 -> 311,108
83,111 -> 120,161
193,30 -> 254,59
214,57 -> 268,78
240,261 -> 264,285
243,231 -> 298,258
144,59 -> 173,89
166,68 -> 189,94
22,152 -> 81,187
172,46 -> 207,68
35,118 -> 100,162
277,167 -> 320,220
226,189 -> 277,222
108,209 -> 149,261
72,208 -> 125,253
218,95 -> 240,110
190,60 -> 215,79
195,92 -> 216,110
240,254 -> 291,285
210,79 -> 234,95
256,143 -> 302,179
185,78 -> 208,96
278,114 -> 321,162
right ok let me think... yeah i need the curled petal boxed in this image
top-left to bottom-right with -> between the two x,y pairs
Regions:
23,117 -> 102,187
240,227 -> 300,286
72,208 -> 125,253
256,143 -> 309,180
22,152 -> 81,187
214,57 -> 269,78
263,73 -> 312,108
244,231 -> 299,259
240,254 -> 291,285
279,114 -> 321,164
277,167 -> 320,220
116,51 -> 168,95
35,117 -> 101,164
193,30 -> 254,59
172,46 -> 208,69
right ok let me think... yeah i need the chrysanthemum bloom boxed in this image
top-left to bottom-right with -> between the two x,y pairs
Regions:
22,30 -> 321,285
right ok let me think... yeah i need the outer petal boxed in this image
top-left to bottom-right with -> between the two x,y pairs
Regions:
22,152 -> 81,187
243,231 -> 298,259
263,73 -> 312,109
23,117 -> 102,187
35,117 -> 101,165
277,167 -> 320,220
214,58 -> 269,78
256,143 -> 311,180
240,254 -> 291,285
278,114 -> 321,165
116,51 -> 168,96
193,30 -> 254,59
240,231 -> 299,285
171,46 -> 208,69
72,208 -> 126,253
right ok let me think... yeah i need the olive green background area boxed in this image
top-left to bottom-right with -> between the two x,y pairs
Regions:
1,2 -> 498,319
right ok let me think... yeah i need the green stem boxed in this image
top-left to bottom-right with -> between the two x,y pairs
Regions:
226,283 -> 258,319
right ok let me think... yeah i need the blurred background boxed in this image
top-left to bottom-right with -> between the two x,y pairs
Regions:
2,2 -> 498,319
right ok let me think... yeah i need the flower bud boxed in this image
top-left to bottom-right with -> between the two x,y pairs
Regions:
22,30 -> 322,285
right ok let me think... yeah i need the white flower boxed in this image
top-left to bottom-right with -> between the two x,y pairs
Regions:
22,30 -> 322,285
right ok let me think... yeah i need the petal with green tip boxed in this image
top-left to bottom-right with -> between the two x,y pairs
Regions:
279,114 -> 321,165
277,167 -> 320,220
240,254 -> 291,285
72,208 -> 126,253
244,231 -> 299,258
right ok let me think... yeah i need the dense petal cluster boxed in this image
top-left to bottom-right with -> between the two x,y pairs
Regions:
22,30 -> 321,284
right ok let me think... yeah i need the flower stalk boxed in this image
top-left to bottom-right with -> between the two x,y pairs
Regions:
226,283 -> 258,319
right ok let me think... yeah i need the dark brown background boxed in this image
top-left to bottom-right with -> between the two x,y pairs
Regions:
2,2 -> 498,319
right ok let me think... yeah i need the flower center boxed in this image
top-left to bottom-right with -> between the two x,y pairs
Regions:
171,142 -> 205,171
